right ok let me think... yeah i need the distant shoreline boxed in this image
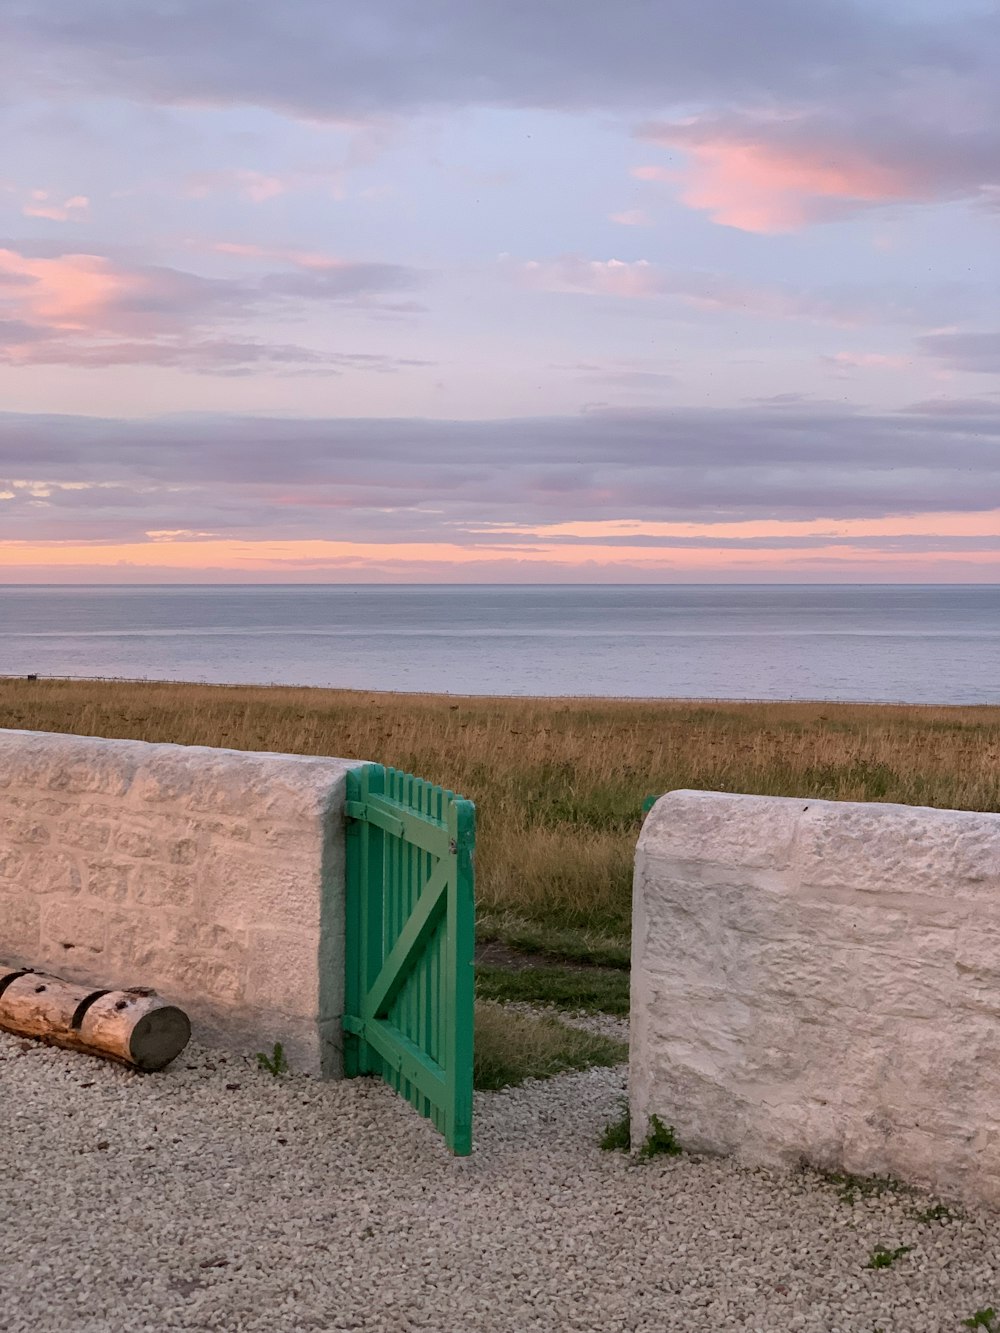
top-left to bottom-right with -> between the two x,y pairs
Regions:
1,674 -> 998,713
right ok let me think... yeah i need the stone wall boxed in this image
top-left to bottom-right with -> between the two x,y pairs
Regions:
630,789 -> 1000,1207
0,729 -> 365,1075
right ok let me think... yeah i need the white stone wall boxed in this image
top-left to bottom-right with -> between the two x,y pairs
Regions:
0,729 -> 365,1075
631,789 -> 1000,1207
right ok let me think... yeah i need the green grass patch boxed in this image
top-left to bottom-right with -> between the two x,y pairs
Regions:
867,1244 -> 914,1270
964,1310 -> 998,1331
476,963 -> 630,1015
638,1114 -> 682,1159
477,912 -> 630,969
600,1104 -> 631,1151
599,1107 -> 682,1158
814,1169 -> 910,1205
473,1000 -> 627,1091
912,1201 -> 957,1225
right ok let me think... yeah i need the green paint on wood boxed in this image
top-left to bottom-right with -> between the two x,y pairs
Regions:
344,764 -> 476,1155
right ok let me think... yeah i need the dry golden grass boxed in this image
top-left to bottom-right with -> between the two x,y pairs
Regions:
2,678 -> 998,937
472,1000 -> 627,1088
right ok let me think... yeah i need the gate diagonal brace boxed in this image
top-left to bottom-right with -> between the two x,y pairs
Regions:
365,860 -> 450,1019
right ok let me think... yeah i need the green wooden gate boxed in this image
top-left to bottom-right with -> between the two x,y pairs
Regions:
343,764 -> 475,1155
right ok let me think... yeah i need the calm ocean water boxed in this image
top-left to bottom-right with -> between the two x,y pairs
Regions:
0,585 -> 997,704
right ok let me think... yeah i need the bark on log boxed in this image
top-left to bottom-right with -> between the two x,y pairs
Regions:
0,964 -> 191,1071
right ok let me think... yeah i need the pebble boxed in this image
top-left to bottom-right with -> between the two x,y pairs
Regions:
2,1027 -> 998,1332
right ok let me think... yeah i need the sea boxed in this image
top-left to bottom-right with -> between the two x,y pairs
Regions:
0,584 -> 997,705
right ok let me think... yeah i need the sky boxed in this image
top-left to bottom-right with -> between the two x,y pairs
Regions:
0,0 -> 999,584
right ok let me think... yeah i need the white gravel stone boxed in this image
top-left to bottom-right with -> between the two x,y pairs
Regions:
2,1026 -> 999,1333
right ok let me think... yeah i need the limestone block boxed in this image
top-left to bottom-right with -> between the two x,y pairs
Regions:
62,820 -> 113,852
0,894 -> 40,959
130,863 -> 198,909
638,788 -> 802,870
40,898 -> 107,958
245,929 -> 322,1016
27,848 -> 81,896
201,845 -> 325,926
797,800 -> 1000,898
0,848 -> 27,884
0,730 -> 138,796
128,745 -> 349,821
85,861 -> 131,903
0,813 -> 51,845
631,789 -> 1000,1209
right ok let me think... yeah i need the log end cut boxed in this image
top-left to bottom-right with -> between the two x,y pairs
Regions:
128,1005 -> 192,1071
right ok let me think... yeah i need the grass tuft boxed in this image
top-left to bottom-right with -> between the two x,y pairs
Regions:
815,1169 -> 910,1206
256,1042 -> 289,1077
600,1104 -> 631,1152
963,1310 -> 998,1331
913,1201 -> 957,1225
867,1244 -> 914,1270
637,1114 -> 682,1159
473,1000 -> 627,1091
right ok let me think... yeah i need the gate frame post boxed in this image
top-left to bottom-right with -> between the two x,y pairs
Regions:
445,795 -> 476,1156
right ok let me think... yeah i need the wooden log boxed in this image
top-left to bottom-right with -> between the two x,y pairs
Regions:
0,964 -> 191,1071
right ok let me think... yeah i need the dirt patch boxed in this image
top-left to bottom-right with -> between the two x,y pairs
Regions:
475,941 -> 611,973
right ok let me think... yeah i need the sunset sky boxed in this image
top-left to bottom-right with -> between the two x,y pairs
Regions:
1,0 -> 999,583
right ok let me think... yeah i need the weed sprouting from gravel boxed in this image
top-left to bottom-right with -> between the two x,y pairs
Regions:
637,1115 -> 681,1160
963,1309 -> 998,1331
816,1169 -> 909,1206
867,1244 -> 915,1270
256,1042 -> 289,1077
600,1104 -> 630,1152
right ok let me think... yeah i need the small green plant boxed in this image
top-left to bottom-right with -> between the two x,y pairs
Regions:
817,1169 -> 907,1205
600,1105 -> 631,1152
867,1243 -> 914,1270
963,1310 -> 998,1331
638,1114 -> 681,1160
913,1201 -> 956,1224
256,1042 -> 289,1077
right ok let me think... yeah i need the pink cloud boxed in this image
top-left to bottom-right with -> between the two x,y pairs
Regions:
0,243 -> 421,371
0,248 -> 138,331
200,240 -> 363,272
826,352 -> 909,370
14,189 -> 89,222
634,114 -> 996,232
609,209 -> 652,227
512,256 -> 939,326
185,170 -> 289,203
184,167 -> 345,203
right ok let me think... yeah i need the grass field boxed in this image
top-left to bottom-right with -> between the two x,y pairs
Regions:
5,677 -> 997,1087
3,677 -> 999,953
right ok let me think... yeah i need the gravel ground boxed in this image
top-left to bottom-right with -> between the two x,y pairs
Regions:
2,1029 -> 999,1333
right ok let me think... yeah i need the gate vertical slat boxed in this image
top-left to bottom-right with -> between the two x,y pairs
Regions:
344,763 -> 475,1155
343,767 -> 362,1080
363,763 -> 387,1079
